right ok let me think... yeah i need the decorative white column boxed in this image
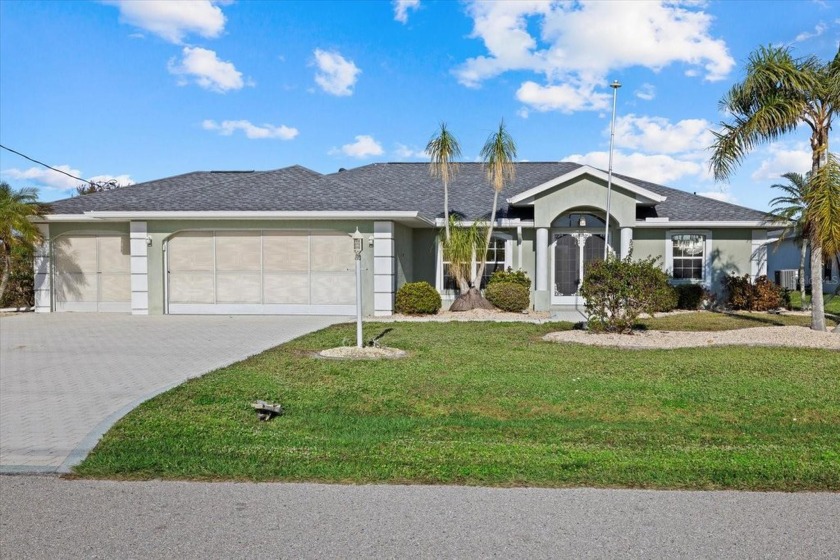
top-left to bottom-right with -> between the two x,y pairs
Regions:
751,230 -> 768,278
373,221 -> 395,317
130,221 -> 149,315
536,227 -> 548,291
620,227 -> 633,259
33,223 -> 51,312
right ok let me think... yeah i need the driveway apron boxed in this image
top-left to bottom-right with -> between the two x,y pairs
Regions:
0,313 -> 347,473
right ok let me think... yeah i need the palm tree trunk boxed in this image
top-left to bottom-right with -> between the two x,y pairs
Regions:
798,239 -> 808,307
474,189 -> 500,286
443,180 -> 450,242
810,236 -> 826,331
0,244 -> 11,306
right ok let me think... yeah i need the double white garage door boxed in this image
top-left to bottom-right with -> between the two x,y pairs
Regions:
166,230 -> 357,315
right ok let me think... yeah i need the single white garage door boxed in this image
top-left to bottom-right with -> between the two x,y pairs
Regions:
166,230 -> 357,315
53,234 -> 131,312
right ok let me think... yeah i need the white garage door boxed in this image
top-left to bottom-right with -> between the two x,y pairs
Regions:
166,230 -> 357,315
53,234 -> 131,312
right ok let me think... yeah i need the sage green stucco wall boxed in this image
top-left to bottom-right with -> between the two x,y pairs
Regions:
48,222 -> 130,239
628,227 -> 754,295
533,178 -> 637,228
142,219 -> 377,315
393,223 -> 413,290
411,228 -> 438,285
628,229 -> 666,263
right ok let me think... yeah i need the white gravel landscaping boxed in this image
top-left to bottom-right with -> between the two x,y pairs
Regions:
543,326 -> 840,350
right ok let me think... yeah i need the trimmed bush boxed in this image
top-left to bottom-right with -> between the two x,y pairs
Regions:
674,284 -> 706,310
0,244 -> 35,308
581,255 -> 673,333
487,268 -> 531,290
395,281 -> 441,315
485,282 -> 530,312
722,274 -> 784,311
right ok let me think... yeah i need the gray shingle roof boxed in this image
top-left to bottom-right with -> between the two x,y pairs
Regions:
48,162 -> 770,224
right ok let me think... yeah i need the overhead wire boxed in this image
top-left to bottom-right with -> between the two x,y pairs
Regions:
0,143 -> 116,187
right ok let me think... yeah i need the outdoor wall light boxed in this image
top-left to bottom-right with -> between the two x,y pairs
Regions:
578,216 -> 587,228
146,236 -> 153,247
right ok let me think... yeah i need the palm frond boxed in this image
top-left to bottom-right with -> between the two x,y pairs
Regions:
805,153 -> 840,257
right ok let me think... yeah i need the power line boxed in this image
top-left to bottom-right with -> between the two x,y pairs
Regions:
0,143 -> 98,185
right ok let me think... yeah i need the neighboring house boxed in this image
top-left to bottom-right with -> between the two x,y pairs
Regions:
766,234 -> 840,293
33,162 -> 776,316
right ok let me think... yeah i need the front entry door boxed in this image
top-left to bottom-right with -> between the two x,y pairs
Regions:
551,233 -> 605,304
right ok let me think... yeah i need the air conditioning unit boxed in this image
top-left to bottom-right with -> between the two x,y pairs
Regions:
775,269 -> 798,291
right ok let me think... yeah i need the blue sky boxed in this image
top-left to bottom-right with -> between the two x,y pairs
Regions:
1,0 -> 838,210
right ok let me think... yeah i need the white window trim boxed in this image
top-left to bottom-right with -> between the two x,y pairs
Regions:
436,233 -> 514,295
665,230 -> 712,287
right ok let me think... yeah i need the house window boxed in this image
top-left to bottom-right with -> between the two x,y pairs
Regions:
825,259 -> 834,282
671,234 -> 706,281
438,234 -> 512,293
480,238 -> 506,288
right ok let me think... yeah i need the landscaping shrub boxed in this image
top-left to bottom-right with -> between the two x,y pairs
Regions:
0,244 -> 35,308
722,274 -> 784,311
395,281 -> 441,315
487,267 -> 531,290
581,255 -> 673,333
674,284 -> 706,310
485,282 -> 530,312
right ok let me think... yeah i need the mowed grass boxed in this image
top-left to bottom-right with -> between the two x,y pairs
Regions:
789,292 -> 840,315
75,316 -> 840,491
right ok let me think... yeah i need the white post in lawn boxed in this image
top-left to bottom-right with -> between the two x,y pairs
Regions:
352,227 -> 364,348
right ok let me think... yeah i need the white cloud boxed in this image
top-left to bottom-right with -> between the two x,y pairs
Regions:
2,166 -> 134,191
794,22 -> 827,43
105,0 -> 226,44
455,1 -> 734,112
614,114 -> 715,154
330,135 -> 384,158
516,81 -> 610,113
393,0 -> 420,24
565,150 -> 703,185
168,47 -> 246,93
313,49 -> 361,96
635,83 -> 656,101
394,143 -> 428,159
750,143 -> 811,181
202,119 -> 299,140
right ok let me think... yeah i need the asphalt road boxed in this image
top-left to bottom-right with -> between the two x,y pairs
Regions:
2,476 -> 838,559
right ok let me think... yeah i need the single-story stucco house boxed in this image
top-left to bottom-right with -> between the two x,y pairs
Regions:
33,162 -> 777,316
766,234 -> 839,293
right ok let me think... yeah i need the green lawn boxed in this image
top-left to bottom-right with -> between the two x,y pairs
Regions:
75,316 -> 840,491
788,292 -> 840,315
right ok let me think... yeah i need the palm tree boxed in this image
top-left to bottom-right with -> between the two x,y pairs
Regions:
443,215 -> 484,294
769,172 -> 810,306
710,45 -> 840,331
474,119 -> 517,284
426,122 -> 462,242
0,182 -> 48,303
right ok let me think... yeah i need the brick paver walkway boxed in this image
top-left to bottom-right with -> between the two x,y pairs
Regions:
0,313 -> 347,472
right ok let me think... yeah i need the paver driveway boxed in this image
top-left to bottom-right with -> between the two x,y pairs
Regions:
0,313 -> 347,473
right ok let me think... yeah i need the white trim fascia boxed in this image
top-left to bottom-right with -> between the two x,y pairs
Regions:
635,220 -> 775,228
38,211 -> 432,226
433,218 -> 535,228
506,165 -> 666,206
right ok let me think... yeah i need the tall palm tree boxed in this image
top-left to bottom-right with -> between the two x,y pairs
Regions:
474,119 -> 517,285
0,182 -> 48,303
806,153 -> 840,260
426,122 -> 462,242
710,45 -> 840,331
769,172 -> 810,306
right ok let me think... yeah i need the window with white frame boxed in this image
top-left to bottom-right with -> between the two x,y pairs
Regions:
480,238 -> 506,288
439,234 -> 512,293
670,233 -> 707,281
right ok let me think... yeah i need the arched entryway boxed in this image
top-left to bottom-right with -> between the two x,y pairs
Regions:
550,212 -> 614,305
